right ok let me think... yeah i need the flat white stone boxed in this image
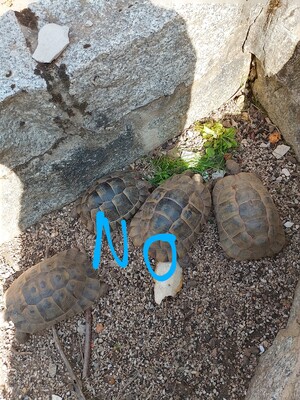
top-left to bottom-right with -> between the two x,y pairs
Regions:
212,170 -> 225,179
52,396 -> 62,400
281,168 -> 290,177
272,144 -> 290,159
154,262 -> 183,305
32,23 -> 70,63
85,20 -> 93,27
284,221 -> 294,228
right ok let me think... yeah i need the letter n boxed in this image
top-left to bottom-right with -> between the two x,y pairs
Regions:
92,211 -> 129,270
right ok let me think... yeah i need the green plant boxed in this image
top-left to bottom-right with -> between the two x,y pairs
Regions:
193,121 -> 238,172
150,121 -> 238,185
150,156 -> 189,186
194,121 -> 237,152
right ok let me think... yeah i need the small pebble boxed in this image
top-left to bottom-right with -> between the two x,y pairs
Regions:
212,170 -> 225,179
260,142 -> 270,148
236,95 -> 245,108
48,363 -> 57,378
286,155 -> 297,164
284,221 -> 294,228
187,280 -> 198,288
202,171 -> 209,181
272,144 -> 290,159
85,20 -> 93,27
249,346 -> 260,355
52,396 -> 62,400
259,344 -> 265,354
222,120 -> 231,128
77,321 -> 86,336
241,355 -> 249,366
211,348 -> 218,358
281,168 -> 290,177
108,376 -> 116,385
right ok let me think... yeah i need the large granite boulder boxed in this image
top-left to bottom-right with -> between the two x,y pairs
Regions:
246,280 -> 300,400
0,0 -> 257,244
245,0 -> 300,160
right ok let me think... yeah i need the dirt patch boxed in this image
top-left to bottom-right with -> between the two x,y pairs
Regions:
14,8 -> 38,30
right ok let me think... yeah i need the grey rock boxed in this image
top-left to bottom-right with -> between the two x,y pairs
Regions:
0,0 -> 256,244
246,280 -> 300,400
253,57 -> 300,161
245,0 -> 300,160
0,10 -> 45,103
244,0 -> 300,76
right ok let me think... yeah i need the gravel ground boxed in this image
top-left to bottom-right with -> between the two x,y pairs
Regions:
0,97 -> 299,400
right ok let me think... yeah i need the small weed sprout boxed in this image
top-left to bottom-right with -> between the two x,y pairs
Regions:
150,156 -> 188,186
150,121 -> 238,185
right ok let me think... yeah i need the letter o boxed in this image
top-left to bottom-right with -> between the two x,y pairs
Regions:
143,233 -> 177,282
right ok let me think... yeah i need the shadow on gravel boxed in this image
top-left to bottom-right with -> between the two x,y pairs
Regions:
0,0 -> 198,399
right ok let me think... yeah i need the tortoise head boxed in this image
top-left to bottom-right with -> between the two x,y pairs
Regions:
225,160 -> 241,175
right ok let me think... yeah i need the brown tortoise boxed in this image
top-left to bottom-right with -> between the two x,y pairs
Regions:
4,249 -> 107,343
129,171 -> 212,262
75,171 -> 151,233
213,160 -> 285,260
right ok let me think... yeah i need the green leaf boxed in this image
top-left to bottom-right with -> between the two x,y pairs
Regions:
205,147 -> 215,157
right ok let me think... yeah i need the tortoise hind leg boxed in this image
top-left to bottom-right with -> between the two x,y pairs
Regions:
15,331 -> 30,343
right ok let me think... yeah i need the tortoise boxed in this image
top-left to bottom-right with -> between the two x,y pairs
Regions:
129,171 -> 212,262
213,160 -> 285,260
4,249 -> 107,343
75,171 -> 151,233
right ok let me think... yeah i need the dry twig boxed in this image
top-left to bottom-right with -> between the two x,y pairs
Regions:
52,326 -> 86,400
82,308 -> 92,379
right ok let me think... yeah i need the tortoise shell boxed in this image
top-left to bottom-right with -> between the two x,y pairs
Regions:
213,172 -> 285,260
129,172 -> 211,262
4,249 -> 105,342
76,171 -> 151,233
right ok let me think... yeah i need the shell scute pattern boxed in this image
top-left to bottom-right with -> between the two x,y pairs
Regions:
76,171 -> 151,233
129,172 -> 212,262
4,249 -> 101,340
213,172 -> 285,260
